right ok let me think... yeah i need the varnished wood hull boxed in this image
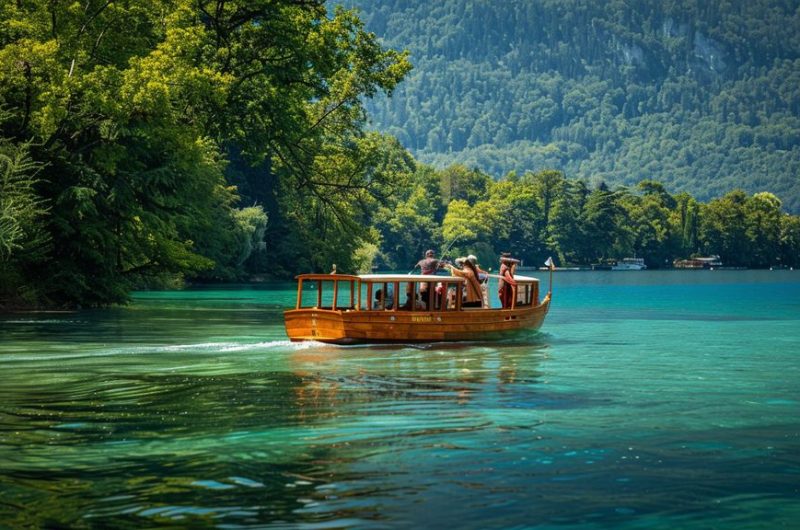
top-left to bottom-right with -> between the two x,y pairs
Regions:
284,295 -> 551,344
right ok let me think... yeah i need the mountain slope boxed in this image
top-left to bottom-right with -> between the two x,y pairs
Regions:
344,0 -> 800,212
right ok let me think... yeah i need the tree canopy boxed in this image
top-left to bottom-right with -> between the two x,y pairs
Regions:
370,165 -> 800,272
0,0 -> 410,307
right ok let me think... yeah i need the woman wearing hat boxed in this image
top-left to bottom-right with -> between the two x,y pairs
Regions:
467,255 -> 490,308
498,253 -> 519,309
445,257 -> 483,308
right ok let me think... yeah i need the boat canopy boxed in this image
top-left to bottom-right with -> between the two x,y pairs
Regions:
487,273 -> 540,283
293,273 -> 541,283
358,273 -> 465,283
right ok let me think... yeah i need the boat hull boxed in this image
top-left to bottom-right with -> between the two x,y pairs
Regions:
284,296 -> 551,344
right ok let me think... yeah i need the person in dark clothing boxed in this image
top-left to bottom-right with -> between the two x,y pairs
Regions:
415,249 -> 443,308
416,249 -> 442,275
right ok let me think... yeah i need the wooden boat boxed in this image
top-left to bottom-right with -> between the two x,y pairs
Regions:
284,272 -> 551,344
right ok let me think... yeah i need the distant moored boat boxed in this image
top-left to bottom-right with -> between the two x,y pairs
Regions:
673,256 -> 723,269
611,257 -> 647,270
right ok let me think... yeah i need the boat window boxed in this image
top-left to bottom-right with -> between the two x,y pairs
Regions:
359,278 -> 472,311
399,281 -> 427,310
298,279 -> 318,308
336,279 -> 356,309
513,283 -> 537,307
516,284 -> 530,307
364,281 -> 396,310
298,278 -> 356,310
360,282 -> 370,310
298,279 -> 333,309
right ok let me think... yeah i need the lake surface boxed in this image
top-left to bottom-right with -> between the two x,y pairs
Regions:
1,271 -> 799,529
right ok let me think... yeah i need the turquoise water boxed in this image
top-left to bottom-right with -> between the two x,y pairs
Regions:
1,271 -> 799,528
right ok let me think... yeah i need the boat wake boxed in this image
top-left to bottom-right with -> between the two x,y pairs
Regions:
0,340 -> 325,363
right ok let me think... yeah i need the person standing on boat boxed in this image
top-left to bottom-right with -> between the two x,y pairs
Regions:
446,257 -> 483,308
416,249 -> 443,275
467,254 -> 490,308
467,255 -> 489,281
415,249 -> 443,308
498,253 -> 519,309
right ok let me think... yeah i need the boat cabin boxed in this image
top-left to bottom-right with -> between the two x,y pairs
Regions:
292,273 -> 541,312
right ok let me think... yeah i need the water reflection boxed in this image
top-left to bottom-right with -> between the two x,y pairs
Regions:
2,275 -> 799,528
1,333 -> 556,527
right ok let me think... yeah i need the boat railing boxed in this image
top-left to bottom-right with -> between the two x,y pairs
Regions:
294,273 -> 466,312
294,273 -> 542,312
294,274 -> 361,311
362,274 -> 466,312
487,274 -> 540,309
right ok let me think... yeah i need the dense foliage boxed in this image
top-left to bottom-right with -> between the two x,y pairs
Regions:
346,0 -> 800,213
0,0 -> 410,307
372,165 -> 800,271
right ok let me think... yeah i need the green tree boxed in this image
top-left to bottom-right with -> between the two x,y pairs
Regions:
547,179 -> 588,265
581,183 -> 625,263
779,214 -> 800,268
672,192 -> 701,257
0,1 -> 410,305
372,165 -> 440,270
0,140 -> 50,306
619,180 -> 679,268
488,177 -> 543,263
744,192 -> 782,268
700,190 -> 749,265
438,164 -> 493,209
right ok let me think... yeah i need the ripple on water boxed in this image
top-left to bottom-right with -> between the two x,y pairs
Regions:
1,275 -> 799,529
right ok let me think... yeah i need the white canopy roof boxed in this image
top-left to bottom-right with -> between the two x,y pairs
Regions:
358,274 -> 465,282
358,273 -> 540,283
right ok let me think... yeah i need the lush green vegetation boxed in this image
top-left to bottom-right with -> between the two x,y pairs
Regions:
2,1 -> 798,309
0,0 -> 410,307
364,157 -> 800,270
347,0 -> 800,213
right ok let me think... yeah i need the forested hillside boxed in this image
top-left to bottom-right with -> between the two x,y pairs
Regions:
345,0 -> 800,212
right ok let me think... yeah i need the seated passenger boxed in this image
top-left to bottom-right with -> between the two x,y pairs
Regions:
401,292 -> 426,310
373,288 -> 394,309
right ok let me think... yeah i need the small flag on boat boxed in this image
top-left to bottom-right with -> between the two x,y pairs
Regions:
544,256 -> 555,270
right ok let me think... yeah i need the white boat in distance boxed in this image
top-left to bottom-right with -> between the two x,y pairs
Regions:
611,258 -> 647,270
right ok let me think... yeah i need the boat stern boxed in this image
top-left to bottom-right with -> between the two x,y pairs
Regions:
284,308 -> 349,343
